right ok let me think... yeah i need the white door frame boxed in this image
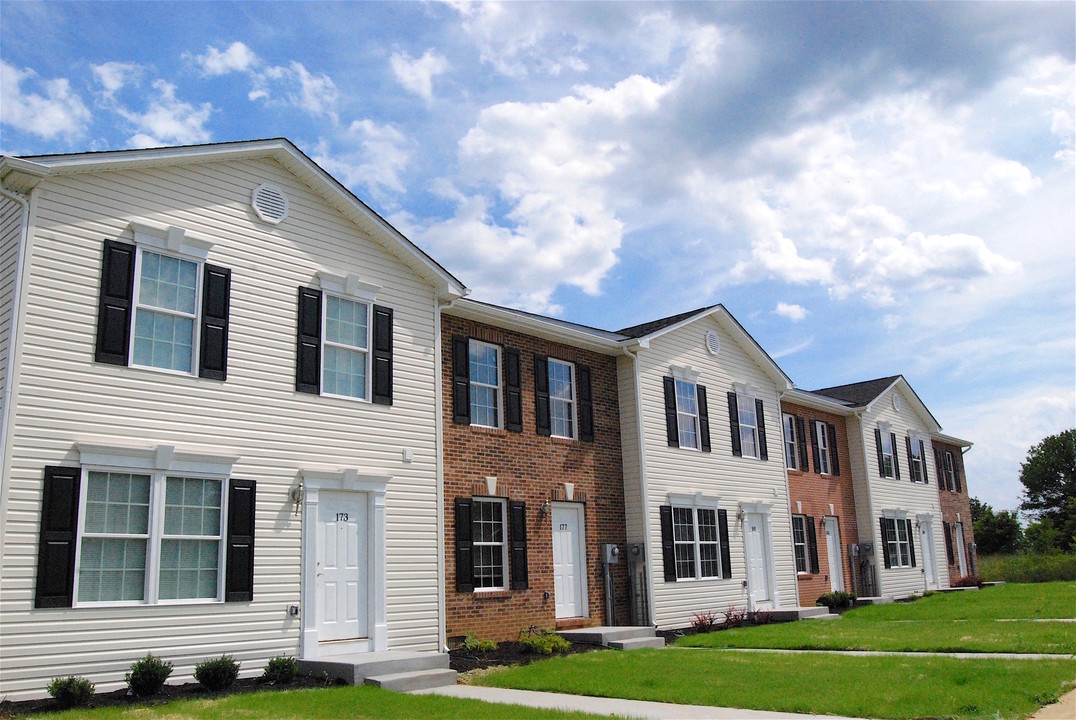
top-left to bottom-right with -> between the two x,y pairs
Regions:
739,502 -> 780,611
917,514 -> 939,591
823,516 -> 845,593
954,522 -> 968,577
551,502 -> 588,619
300,469 -> 389,658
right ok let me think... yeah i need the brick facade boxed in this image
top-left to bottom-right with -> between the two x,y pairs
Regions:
780,401 -> 859,606
934,440 -> 976,584
442,313 -> 628,644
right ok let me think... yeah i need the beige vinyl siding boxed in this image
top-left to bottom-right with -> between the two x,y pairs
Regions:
845,415 -> 878,582
617,354 -> 645,543
860,387 -> 948,597
0,195 -> 21,437
0,158 -> 442,699
632,316 -> 796,629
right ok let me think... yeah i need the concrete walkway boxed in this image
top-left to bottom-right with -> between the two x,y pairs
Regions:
414,684 -> 868,719
1029,689 -> 1076,720
677,647 -> 1075,660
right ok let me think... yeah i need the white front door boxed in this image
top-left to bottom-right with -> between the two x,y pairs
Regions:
824,516 -> 845,592
919,518 -> 939,590
954,522 -> 968,577
552,503 -> 586,619
317,490 -> 368,642
744,512 -> 772,607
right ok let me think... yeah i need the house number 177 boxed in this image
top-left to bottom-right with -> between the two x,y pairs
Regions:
336,513 -> 349,522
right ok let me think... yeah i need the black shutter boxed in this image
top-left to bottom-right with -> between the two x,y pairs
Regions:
755,399 -> 768,460
198,264 -> 231,380
534,355 -> 551,436
934,449 -> 945,490
905,436 -> 915,482
795,417 -> 808,472
454,498 -> 474,592
953,454 -> 962,493
944,523 -> 954,564
659,505 -> 676,581
727,392 -> 742,457
451,336 -> 471,424
577,364 -> 594,442
880,518 -> 892,569
225,479 -> 256,602
698,385 -> 711,453
875,429 -> 885,475
810,420 -> 821,473
35,466 -> 81,608
509,501 -> 528,590
504,348 -> 522,432
295,287 -> 322,394
807,516 -> 819,574
371,305 -> 393,405
663,377 -> 679,448
95,239 -> 136,366
919,441 -> 927,484
718,509 -> 732,579
827,424 -> 840,476
891,434 -> 901,480
906,520 -> 916,567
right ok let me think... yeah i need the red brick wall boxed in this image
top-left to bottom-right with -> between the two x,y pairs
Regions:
442,313 -> 628,643
935,441 -> 976,584
781,402 -> 859,606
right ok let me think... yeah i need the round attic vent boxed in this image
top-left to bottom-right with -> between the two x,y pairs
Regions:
705,330 -> 721,356
251,183 -> 288,224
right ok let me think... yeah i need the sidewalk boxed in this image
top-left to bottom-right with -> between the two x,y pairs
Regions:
682,647 -> 1075,660
414,685 -> 868,719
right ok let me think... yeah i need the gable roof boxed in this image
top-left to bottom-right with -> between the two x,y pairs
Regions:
0,138 -> 467,300
811,375 -> 902,407
446,298 -> 625,354
617,305 -> 718,338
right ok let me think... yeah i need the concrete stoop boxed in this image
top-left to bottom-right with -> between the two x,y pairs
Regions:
766,606 -> 840,622
557,625 -> 666,650
298,650 -> 456,690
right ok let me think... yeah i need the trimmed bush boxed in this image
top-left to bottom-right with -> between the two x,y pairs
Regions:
47,676 -> 95,709
817,590 -> 857,611
519,628 -> 571,655
262,655 -> 298,685
125,653 -> 173,697
195,654 -> 240,691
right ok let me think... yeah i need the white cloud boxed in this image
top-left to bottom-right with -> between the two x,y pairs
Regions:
0,61 -> 90,140
289,62 -> 338,119
390,49 -> 448,104
115,80 -> 213,147
195,41 -> 258,76
774,302 -> 808,321
91,61 -> 140,100
313,120 -> 412,201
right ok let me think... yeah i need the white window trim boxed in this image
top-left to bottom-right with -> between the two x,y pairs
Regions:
879,422 -> 896,478
783,413 -> 800,471
670,504 -> 723,581
129,247 -> 203,377
944,451 -> 956,491
130,219 -> 214,260
674,378 -> 701,451
908,435 -> 925,483
548,358 -> 578,440
319,292 -> 372,402
791,514 -> 809,574
471,496 -> 509,591
315,269 -> 380,302
737,393 -> 760,459
815,420 -> 831,475
469,340 -> 503,429
881,515 -> 914,569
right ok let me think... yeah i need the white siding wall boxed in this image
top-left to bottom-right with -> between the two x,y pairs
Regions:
632,316 -> 796,629
0,159 -> 443,699
617,354 -> 645,543
0,195 -> 21,439
860,387 -> 949,597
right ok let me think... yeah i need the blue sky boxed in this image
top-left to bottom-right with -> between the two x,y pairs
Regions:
2,1 -> 1073,514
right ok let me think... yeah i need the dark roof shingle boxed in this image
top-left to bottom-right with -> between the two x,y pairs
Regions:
617,305 -> 718,338
811,375 -> 902,407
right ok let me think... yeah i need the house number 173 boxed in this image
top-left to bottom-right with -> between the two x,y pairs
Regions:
336,513 -> 349,522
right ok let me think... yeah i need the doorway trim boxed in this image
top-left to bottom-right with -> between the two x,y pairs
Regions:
300,468 -> 389,659
917,513 -> 939,591
738,501 -> 781,611
551,501 -> 588,620
823,516 -> 845,592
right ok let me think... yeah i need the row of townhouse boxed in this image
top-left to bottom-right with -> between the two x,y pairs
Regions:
0,140 -> 975,700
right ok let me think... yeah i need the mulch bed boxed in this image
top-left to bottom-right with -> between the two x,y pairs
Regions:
448,640 -> 601,674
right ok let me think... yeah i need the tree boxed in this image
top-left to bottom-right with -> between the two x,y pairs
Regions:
1019,429 -> 1076,552
973,504 -> 1023,555
969,496 -> 988,523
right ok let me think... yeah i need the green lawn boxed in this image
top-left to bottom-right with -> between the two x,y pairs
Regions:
29,685 -> 598,720
677,582 -> 1076,654
475,649 -> 1076,720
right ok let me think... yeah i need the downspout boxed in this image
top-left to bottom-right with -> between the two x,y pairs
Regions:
621,343 -> 656,627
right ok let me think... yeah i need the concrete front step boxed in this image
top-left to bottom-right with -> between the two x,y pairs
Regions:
557,625 -> 657,645
608,636 -> 666,650
365,668 -> 458,692
299,650 -> 449,685
766,606 -> 838,622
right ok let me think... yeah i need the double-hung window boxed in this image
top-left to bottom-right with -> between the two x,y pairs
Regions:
783,413 -> 800,470
879,428 -> 896,478
907,436 -> 926,483
738,395 -> 759,458
791,515 -> 809,573
675,380 -> 700,450
944,451 -> 957,491
322,294 -> 370,400
548,359 -> 576,439
881,517 -> 915,568
471,498 -> 507,590
814,421 -> 831,475
469,341 -> 502,428
672,506 -> 721,580
132,251 -> 200,373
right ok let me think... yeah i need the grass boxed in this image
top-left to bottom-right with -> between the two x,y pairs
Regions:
475,649 -> 1076,720
26,684 -> 597,720
677,581 -> 1076,653
978,553 -> 1076,583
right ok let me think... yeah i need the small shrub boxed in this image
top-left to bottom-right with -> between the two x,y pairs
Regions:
722,605 -> 750,628
954,574 -> 983,588
262,656 -> 298,685
47,676 -> 95,709
749,610 -> 777,625
194,654 -> 239,691
816,590 -> 857,611
691,610 -> 720,632
518,627 -> 571,655
462,634 -> 499,652
125,653 -> 173,697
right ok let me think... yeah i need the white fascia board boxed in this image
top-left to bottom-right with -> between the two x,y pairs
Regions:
863,377 -> 942,432
932,432 -> 973,449
781,388 -> 855,415
447,300 -> 623,355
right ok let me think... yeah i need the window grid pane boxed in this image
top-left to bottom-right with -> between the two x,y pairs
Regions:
816,422 -> 830,474
323,345 -> 368,399
77,538 -> 147,602
549,360 -> 575,438
133,251 -> 198,373
792,516 -> 808,573
697,509 -> 719,577
783,414 -> 798,469
472,499 -> 506,589
672,507 -> 697,579
161,477 -> 222,600
675,380 -> 698,449
469,342 -> 501,427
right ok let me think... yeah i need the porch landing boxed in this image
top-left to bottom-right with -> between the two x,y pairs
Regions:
766,606 -> 839,621
299,650 -> 456,691
557,625 -> 666,650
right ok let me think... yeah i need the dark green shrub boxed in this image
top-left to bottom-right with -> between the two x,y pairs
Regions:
47,676 -> 95,709
518,628 -> 571,655
462,634 -> 498,652
125,653 -> 173,697
816,591 -> 857,611
262,655 -> 298,685
194,654 -> 240,691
